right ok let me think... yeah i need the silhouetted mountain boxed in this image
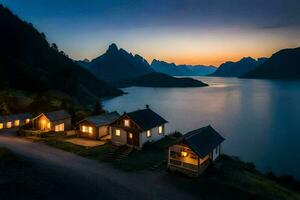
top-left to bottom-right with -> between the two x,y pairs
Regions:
241,47 -> 300,79
116,73 -> 208,88
76,59 -> 90,68
0,5 -> 122,104
210,57 -> 268,77
81,44 -> 154,83
151,59 -> 217,76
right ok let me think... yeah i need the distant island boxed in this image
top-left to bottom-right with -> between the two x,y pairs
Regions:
241,47 -> 300,79
151,59 -> 217,76
209,57 -> 268,77
115,72 -> 208,88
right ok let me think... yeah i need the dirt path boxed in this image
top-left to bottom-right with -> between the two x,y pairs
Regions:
0,130 -> 199,200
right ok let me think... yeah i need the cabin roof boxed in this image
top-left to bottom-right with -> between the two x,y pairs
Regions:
126,108 -> 168,131
0,113 -> 32,122
43,110 -> 71,121
183,125 -> 225,158
82,111 -> 120,127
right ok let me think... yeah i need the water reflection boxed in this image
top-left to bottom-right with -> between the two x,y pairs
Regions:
104,77 -> 300,178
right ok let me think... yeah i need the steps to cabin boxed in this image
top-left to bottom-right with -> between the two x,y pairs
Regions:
102,145 -> 133,163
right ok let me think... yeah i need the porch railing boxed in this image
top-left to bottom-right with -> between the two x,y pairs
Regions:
169,158 -> 198,172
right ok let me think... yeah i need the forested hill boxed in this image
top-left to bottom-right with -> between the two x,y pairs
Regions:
0,5 -> 123,104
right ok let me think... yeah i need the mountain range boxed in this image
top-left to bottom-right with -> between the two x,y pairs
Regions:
241,47 -> 300,79
0,5 -> 122,104
77,44 -> 208,87
79,44 -> 154,83
210,57 -> 268,77
150,59 -> 217,76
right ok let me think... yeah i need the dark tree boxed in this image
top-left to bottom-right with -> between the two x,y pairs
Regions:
51,43 -> 58,51
92,101 -> 103,115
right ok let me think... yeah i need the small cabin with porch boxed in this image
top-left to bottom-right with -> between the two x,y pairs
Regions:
110,106 -> 168,149
32,110 -> 71,132
78,111 -> 120,140
168,125 -> 225,177
0,113 -> 32,129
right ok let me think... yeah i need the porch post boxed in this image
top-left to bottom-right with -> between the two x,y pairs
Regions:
168,147 -> 170,165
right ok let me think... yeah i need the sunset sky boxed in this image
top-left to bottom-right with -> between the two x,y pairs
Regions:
1,0 -> 300,66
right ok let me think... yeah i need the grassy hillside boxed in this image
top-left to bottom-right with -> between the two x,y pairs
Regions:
0,5 -> 123,105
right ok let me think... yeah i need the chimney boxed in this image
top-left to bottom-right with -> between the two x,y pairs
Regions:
146,105 -> 149,109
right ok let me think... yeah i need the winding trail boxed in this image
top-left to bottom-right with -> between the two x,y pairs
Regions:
0,130 -> 199,200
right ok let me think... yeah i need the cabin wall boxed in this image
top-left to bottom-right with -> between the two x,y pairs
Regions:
51,118 -> 71,132
79,121 -> 98,139
140,124 -> 166,147
34,116 -> 71,132
33,115 -> 51,130
212,144 -> 221,161
98,126 -> 109,138
111,127 -> 127,146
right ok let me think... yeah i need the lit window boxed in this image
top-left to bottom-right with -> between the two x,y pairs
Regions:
25,118 -> 30,124
158,126 -> 163,134
14,120 -> 20,126
6,122 -> 12,128
124,119 -> 130,127
129,133 -> 133,139
89,127 -> 93,133
47,122 -> 51,129
146,130 -> 151,138
0,123 -> 3,129
55,123 -> 64,132
82,125 -> 87,132
115,129 -> 121,136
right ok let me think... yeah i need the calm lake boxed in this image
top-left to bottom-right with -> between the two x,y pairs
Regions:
103,77 -> 300,179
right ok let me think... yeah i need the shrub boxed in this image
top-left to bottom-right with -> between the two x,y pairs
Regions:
171,131 -> 182,138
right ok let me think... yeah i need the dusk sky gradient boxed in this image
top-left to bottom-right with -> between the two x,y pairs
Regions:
1,0 -> 300,66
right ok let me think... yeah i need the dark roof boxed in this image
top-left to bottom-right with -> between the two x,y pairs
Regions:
83,111 -> 120,127
183,125 -> 225,158
126,108 -> 168,130
43,110 -> 71,121
0,113 -> 32,122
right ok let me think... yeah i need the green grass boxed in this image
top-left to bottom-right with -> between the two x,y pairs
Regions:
206,155 -> 300,200
26,134 -> 178,171
115,136 -> 176,171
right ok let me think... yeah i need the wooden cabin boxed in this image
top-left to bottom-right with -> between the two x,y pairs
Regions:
168,125 -> 225,177
110,106 -> 168,149
0,113 -> 32,129
32,110 -> 71,132
78,111 -> 120,140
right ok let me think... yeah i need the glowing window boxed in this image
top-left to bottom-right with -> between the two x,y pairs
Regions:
89,127 -> 93,133
124,119 -> 130,127
0,123 -> 3,129
146,130 -> 151,138
47,122 -> 51,129
25,118 -> 30,124
14,120 -> 20,126
6,122 -> 12,128
129,133 -> 133,139
115,129 -> 121,136
158,126 -> 163,134
55,123 -> 64,132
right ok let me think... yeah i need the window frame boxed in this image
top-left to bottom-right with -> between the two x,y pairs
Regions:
146,130 -> 152,138
115,129 -> 121,136
158,125 -> 164,134
124,119 -> 130,127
